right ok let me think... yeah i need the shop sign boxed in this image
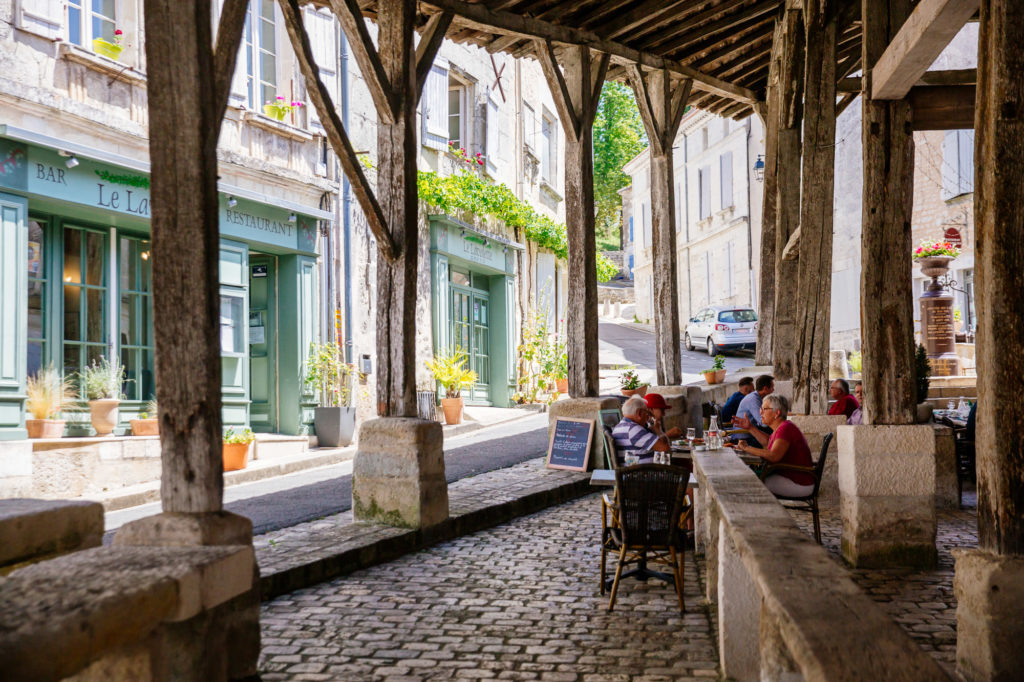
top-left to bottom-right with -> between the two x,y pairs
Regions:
943,227 -> 962,248
220,197 -> 317,254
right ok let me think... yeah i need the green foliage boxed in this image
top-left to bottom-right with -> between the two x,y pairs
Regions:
26,365 -> 75,419
593,82 -> 648,246
848,350 -> 863,375
513,309 -> 566,404
223,427 -> 255,445
425,348 -> 478,399
915,344 -> 931,404
78,356 -> 126,401
417,169 -> 619,282
305,342 -> 352,407
708,354 -> 726,372
619,369 -> 646,390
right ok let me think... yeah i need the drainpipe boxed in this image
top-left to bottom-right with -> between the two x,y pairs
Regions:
683,127 -> 692,319
340,28 -> 354,363
744,118 -> 756,309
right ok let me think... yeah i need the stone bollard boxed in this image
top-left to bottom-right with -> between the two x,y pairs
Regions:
602,299 -> 611,317
614,300 -> 621,318
829,349 -> 849,379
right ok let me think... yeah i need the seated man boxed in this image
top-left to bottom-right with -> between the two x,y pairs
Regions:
612,396 -> 670,463
731,374 -> 774,444
848,383 -> 863,425
721,376 -> 754,425
828,378 -> 859,419
644,393 -> 683,439
735,394 -> 815,497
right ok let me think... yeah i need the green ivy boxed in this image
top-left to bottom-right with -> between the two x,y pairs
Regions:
417,170 -> 618,282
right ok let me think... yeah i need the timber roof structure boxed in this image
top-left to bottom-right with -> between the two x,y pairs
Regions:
312,0 -> 864,119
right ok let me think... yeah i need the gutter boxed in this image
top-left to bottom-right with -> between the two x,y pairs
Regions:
341,28 -> 354,362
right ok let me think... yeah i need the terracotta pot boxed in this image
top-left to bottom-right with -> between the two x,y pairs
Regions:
222,442 -> 251,471
556,378 -> 568,394
621,386 -> 648,398
25,419 -> 65,439
130,418 -> 159,436
703,369 -> 727,385
89,399 -> 120,436
440,397 -> 464,425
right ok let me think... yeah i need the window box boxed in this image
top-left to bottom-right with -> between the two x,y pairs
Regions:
242,110 -> 314,143
59,43 -> 146,86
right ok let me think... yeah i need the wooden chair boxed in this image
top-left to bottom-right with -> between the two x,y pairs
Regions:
762,432 -> 833,544
603,464 -> 690,612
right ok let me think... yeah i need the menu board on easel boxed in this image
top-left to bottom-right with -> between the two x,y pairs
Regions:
546,417 -> 595,472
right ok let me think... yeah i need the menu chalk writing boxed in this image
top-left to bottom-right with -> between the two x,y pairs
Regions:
546,418 -> 595,472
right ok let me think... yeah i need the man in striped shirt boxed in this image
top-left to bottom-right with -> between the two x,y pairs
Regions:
611,396 -> 670,463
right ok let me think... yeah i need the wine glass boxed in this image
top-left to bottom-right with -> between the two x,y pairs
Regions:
686,428 -> 696,451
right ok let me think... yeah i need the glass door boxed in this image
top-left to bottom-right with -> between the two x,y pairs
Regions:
248,255 -> 277,432
450,283 -> 490,403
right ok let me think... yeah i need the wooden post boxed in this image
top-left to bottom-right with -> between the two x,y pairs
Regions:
755,18 -> 784,368
144,0 -> 244,513
792,0 -> 838,414
861,0 -> 916,425
974,0 -> 1024,556
536,42 -> 609,397
629,67 -> 692,386
772,6 -> 804,381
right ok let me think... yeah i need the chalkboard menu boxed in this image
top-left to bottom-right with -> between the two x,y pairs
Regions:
546,417 -> 595,472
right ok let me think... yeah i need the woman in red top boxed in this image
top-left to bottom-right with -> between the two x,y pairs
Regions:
734,394 -> 815,497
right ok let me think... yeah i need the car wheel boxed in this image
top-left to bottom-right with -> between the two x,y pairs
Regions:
684,333 -> 694,351
707,337 -> 718,356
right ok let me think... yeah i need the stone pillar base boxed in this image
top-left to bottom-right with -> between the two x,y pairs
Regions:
954,549 -> 1024,681
352,417 -> 448,528
838,424 -> 937,568
718,519 -> 759,680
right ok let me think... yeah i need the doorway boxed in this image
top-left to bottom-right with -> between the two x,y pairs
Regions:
249,254 -> 278,432
451,279 -> 490,404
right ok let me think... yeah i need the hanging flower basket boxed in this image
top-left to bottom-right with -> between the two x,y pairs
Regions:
92,38 -> 123,61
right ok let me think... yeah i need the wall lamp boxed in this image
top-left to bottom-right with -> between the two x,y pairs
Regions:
227,196 -> 238,207
65,154 -> 79,169
753,154 -> 765,183
288,212 -> 297,223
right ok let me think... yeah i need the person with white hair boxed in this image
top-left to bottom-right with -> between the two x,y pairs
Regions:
611,396 -> 670,463
735,394 -> 815,497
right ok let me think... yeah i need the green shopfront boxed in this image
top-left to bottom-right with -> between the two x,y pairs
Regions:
0,134 -> 322,440
429,216 -> 520,407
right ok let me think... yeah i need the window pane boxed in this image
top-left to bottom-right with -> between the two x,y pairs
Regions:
68,5 -> 82,45
451,270 -> 469,286
28,283 -> 44,340
140,242 -> 151,290
64,228 -> 82,284
139,348 -> 155,400
86,345 -> 104,368
220,295 -> 244,354
448,89 -> 461,144
28,342 -> 44,379
64,284 -> 81,341
64,344 -> 80,378
260,53 -> 276,86
260,19 -> 275,52
86,231 -> 104,286
86,289 -> 104,342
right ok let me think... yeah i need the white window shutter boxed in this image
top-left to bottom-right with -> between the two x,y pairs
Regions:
305,8 -> 338,130
957,130 -> 974,196
941,131 -> 958,200
719,151 -> 733,209
422,57 -> 449,150
699,165 -> 711,219
17,0 -> 65,40
485,90 -> 499,173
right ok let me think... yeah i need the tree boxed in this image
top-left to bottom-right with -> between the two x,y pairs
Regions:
593,82 -> 648,250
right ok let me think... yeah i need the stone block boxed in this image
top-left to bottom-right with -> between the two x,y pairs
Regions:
933,426 -> 958,509
954,549 -> 1024,681
352,418 -> 448,529
0,498 -> 103,569
718,519 -> 760,680
548,397 -> 623,438
0,441 -> 32,477
838,425 -> 938,568
114,511 -> 253,548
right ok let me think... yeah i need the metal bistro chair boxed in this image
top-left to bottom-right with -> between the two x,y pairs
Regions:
602,464 -> 691,612
762,432 -> 833,544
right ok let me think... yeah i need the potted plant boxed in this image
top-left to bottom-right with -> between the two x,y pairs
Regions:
305,342 -> 356,447
702,355 -> 728,385
24,365 -> 74,439
79,357 -> 126,436
92,28 -> 124,60
262,96 -> 303,122
130,399 -> 159,437
223,427 -> 255,471
425,348 -> 477,425
554,347 -> 569,394
620,369 -> 648,397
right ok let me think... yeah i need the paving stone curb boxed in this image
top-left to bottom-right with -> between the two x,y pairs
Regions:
257,459 -> 591,600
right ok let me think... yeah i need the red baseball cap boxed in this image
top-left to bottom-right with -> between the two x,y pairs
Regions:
644,393 -> 671,411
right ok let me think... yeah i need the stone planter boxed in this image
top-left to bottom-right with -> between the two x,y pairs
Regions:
917,255 -> 953,280
89,399 -> 120,436
92,38 -> 123,61
702,370 -> 727,385
440,397 -> 464,425
130,418 -> 159,436
314,406 -> 356,447
25,419 -> 65,439
222,443 -> 251,472
621,386 -> 648,398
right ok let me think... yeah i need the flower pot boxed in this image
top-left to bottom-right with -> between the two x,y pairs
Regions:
222,442 -> 251,471
440,397 -> 464,425
262,104 -> 287,121
130,418 -> 159,436
89,399 -> 120,436
25,419 -> 65,439
621,386 -> 648,398
314,406 -> 356,447
556,378 -> 569,394
917,255 -> 954,279
702,370 -> 727,385
92,38 -> 123,61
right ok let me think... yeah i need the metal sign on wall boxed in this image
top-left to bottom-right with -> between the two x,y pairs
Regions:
943,227 -> 962,248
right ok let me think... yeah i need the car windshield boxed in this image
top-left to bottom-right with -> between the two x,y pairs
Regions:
719,309 -> 757,323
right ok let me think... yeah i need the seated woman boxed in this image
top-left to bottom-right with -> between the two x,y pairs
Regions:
733,394 -> 815,497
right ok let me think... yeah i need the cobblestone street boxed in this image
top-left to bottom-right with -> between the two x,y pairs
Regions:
259,494 -> 719,681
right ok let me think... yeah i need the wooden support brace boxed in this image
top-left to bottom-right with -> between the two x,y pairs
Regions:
278,0 -> 397,262
416,11 -> 454,101
535,40 -> 582,140
329,0 -> 396,123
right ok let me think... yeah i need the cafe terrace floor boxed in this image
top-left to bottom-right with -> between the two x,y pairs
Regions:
254,457 -> 975,680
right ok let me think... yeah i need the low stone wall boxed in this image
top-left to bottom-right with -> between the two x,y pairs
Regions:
0,499 -> 103,572
596,284 -> 634,305
692,449 -> 950,680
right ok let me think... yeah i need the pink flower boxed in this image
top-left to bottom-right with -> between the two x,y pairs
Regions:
114,29 -> 123,35
290,101 -> 303,107
477,159 -> 484,165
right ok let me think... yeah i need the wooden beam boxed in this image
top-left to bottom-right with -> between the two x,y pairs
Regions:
212,0 -> 248,124
839,67 -> 977,92
420,0 -> 760,105
535,39 -> 582,140
598,0 -> 687,41
908,84 -> 975,130
656,0 -> 778,56
278,0 -> 397,262
643,0 -> 751,50
415,11 -> 453,101
836,91 -> 857,117
329,0 -> 396,123
485,33 -> 520,53
870,0 -> 980,99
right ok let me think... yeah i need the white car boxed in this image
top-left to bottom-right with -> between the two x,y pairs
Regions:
684,306 -> 758,355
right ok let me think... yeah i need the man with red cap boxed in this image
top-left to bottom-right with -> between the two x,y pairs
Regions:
645,393 -> 683,440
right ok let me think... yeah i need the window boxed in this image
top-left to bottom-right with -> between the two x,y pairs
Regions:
523,103 -> 537,153
119,236 -> 154,402
27,219 -> 48,379
305,7 -> 338,131
637,202 -> 646,248
942,130 -> 974,200
698,166 -> 711,220
421,57 -> 449,150
628,215 -> 634,243
484,90 -> 499,174
242,0 -> 277,109
62,225 -> 107,379
718,309 -> 757,323
68,0 -> 116,47
701,126 -> 709,152
448,80 -> 466,149
541,115 -> 556,182
719,151 -> 734,209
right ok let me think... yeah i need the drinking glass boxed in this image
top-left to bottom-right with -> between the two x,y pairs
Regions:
686,428 -> 696,450
625,452 -> 639,467
947,399 -> 955,411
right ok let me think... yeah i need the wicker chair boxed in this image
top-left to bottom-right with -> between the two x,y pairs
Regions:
603,464 -> 691,612
762,432 -> 833,544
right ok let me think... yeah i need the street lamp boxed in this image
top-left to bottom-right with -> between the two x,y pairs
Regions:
753,154 -> 765,183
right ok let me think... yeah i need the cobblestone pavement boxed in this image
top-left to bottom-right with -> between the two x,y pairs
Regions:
789,489 -> 978,678
260,494 -> 720,681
